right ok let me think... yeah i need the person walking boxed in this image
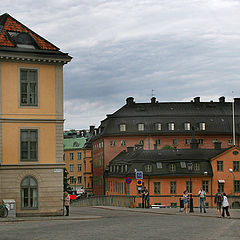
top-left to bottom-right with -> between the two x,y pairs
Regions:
214,189 -> 223,218
222,193 -> 230,218
145,189 -> 150,208
198,187 -> 206,213
64,191 -> 70,216
183,190 -> 189,214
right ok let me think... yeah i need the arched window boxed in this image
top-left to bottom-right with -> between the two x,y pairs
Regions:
21,176 -> 38,209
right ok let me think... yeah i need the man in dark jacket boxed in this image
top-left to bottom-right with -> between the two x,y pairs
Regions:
214,189 -> 223,218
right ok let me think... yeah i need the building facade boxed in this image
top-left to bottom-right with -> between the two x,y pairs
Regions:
0,13 -> 71,216
92,96 -> 240,195
105,142 -> 240,208
64,130 -> 93,195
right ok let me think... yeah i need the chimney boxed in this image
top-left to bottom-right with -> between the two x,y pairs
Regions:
89,125 -> 95,134
214,141 -> 222,150
127,147 -> 134,152
219,96 -> 225,103
151,97 -> 156,104
194,97 -> 200,103
234,98 -> 240,104
126,97 -> 135,105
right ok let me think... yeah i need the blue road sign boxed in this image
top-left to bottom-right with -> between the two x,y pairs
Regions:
135,171 -> 143,179
126,177 -> 132,184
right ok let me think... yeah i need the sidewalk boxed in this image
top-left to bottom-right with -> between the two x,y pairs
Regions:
0,206 -> 239,222
93,206 -> 240,219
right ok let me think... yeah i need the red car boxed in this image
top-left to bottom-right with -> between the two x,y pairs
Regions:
69,194 -> 76,200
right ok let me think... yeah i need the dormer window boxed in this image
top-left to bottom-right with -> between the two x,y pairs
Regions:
9,32 -> 37,49
138,123 -> 145,131
155,123 -> 162,131
199,122 -> 206,130
156,162 -> 162,169
168,123 -> 175,131
73,141 -> 79,147
145,164 -> 152,173
169,163 -> 176,172
184,122 -> 191,130
120,124 -> 126,132
194,163 -> 200,171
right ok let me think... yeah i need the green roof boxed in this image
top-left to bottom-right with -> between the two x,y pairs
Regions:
64,137 -> 87,150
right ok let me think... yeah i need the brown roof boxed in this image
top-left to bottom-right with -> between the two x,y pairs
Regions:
0,13 -> 58,50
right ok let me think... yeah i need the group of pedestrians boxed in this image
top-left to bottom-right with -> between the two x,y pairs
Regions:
214,189 -> 230,218
142,188 -> 150,208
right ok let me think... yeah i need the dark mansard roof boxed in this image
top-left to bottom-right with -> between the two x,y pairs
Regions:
105,144 -> 229,177
96,97 -> 240,138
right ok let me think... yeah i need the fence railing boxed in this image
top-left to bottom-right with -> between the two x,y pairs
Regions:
71,195 -> 240,209
71,195 -> 136,208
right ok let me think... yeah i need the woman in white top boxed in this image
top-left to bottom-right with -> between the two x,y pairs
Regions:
222,193 -> 230,218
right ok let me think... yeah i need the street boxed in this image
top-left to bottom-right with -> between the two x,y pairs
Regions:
0,207 -> 239,240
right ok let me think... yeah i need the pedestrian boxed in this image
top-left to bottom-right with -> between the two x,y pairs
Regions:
214,189 -> 223,218
198,187 -> 206,213
64,191 -> 70,216
142,188 -> 146,208
222,193 -> 230,218
183,190 -> 189,214
145,189 -> 150,208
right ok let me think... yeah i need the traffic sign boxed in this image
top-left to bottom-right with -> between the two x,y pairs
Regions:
126,177 -> 132,184
135,171 -> 143,179
136,179 -> 143,186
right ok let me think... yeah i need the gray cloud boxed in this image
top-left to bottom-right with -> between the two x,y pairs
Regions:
1,0 -> 240,129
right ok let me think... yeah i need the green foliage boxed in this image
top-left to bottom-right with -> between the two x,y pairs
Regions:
162,144 -> 174,150
63,168 -> 71,192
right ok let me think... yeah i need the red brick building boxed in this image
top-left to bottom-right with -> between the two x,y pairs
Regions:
92,96 -> 240,195
105,143 -> 240,208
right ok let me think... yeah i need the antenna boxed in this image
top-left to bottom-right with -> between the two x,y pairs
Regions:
232,91 -> 236,146
151,89 -> 155,97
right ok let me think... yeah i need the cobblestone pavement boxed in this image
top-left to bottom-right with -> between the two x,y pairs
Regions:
0,207 -> 239,240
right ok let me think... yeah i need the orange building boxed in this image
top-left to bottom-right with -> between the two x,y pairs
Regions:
105,142 -> 240,208
64,130 -> 93,195
0,13 -> 71,216
92,96 -> 240,195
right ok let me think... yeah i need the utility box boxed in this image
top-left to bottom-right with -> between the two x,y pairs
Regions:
2,199 -> 16,218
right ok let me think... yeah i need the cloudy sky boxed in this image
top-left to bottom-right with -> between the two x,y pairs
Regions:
1,0 -> 240,129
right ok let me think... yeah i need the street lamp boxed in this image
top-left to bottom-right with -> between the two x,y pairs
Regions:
187,162 -> 194,212
229,168 -> 235,196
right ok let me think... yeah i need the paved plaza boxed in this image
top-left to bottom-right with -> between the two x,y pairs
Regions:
0,206 -> 239,240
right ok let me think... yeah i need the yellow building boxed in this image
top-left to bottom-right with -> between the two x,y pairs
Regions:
0,13 -> 71,216
64,132 -> 93,195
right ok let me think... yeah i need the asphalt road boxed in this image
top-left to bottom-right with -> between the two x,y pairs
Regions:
0,207 -> 239,240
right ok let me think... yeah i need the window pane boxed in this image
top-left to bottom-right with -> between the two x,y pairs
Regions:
30,177 -> 37,187
29,70 -> 37,81
22,177 -> 29,186
20,70 -> 28,81
22,188 -> 29,208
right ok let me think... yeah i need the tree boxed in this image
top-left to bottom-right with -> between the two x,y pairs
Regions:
162,144 -> 174,150
63,168 -> 71,192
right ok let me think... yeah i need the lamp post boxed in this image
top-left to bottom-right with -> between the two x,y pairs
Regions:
229,168 -> 235,196
187,162 -> 194,212
229,168 -> 235,208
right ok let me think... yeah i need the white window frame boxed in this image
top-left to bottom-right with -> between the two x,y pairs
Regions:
120,124 -> 126,132
138,123 -> 145,131
168,123 -> 175,131
184,122 -> 191,131
199,122 -> 206,130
